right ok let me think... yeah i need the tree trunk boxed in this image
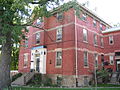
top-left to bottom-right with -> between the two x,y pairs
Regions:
0,33 -> 12,90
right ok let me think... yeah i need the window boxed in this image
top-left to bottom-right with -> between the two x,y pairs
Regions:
84,76 -> 89,86
100,24 -> 103,30
83,29 -> 88,42
56,51 -> 62,67
82,13 -> 87,21
36,19 -> 41,25
36,33 -> 40,44
56,27 -> 62,41
94,53 -> 98,67
57,13 -> 63,21
100,37 -> 104,47
84,51 -> 88,67
109,36 -> 114,45
93,20 -> 97,27
109,55 -> 114,65
94,34 -> 97,45
25,37 -> 28,48
23,53 -> 28,68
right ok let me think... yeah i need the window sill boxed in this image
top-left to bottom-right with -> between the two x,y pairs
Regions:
101,46 -> 104,48
94,44 -> 98,47
55,66 -> 62,68
83,41 -> 88,43
56,40 -> 62,42
109,44 -> 114,45
84,66 -> 89,68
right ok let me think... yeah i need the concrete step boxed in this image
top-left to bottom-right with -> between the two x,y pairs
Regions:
11,71 -> 35,86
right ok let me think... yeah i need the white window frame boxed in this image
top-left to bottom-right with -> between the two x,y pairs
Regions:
84,76 -> 89,86
94,53 -> 98,67
56,50 -> 62,68
93,20 -> 97,27
25,37 -> 28,48
82,13 -> 87,21
100,37 -> 104,47
109,35 -> 114,45
100,24 -> 103,30
57,12 -> 63,21
94,34 -> 97,45
56,27 -> 62,41
84,51 -> 88,67
109,55 -> 114,65
23,53 -> 28,68
83,29 -> 88,42
35,32 -> 40,44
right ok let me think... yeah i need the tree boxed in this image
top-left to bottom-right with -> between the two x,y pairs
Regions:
11,45 -> 19,70
0,0 -> 62,89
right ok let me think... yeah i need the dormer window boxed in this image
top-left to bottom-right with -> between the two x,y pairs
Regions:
100,24 -> 103,30
57,13 -> 63,21
36,19 -> 41,25
93,20 -> 97,27
82,13 -> 87,21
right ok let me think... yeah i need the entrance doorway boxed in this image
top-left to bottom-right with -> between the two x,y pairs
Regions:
116,60 -> 120,72
36,58 -> 40,72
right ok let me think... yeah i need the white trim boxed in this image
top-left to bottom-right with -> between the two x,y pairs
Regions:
75,23 -> 103,37
55,50 -> 62,68
102,27 -> 120,33
75,10 -> 78,79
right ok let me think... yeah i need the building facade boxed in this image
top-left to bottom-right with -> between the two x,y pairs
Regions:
18,2 -> 120,86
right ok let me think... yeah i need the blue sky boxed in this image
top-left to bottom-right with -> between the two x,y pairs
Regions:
64,0 -> 120,26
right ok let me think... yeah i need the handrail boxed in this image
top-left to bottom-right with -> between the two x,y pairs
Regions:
24,71 -> 35,85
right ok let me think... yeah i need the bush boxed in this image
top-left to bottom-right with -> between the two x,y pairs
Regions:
12,73 -> 22,82
27,73 -> 55,87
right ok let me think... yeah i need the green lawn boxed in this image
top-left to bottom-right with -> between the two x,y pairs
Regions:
4,87 -> 120,90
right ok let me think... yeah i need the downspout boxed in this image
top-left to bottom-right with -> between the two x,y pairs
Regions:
75,10 -> 78,87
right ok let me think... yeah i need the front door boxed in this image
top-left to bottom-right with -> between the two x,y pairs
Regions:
36,58 -> 40,72
116,60 -> 120,72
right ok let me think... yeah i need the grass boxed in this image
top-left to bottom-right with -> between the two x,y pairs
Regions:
3,87 -> 120,90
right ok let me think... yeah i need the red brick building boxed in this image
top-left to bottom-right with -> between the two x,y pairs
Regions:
18,2 -> 120,86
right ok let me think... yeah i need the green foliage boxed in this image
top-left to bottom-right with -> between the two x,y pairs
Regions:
11,46 -> 19,70
96,69 -> 111,83
12,73 -> 22,82
28,73 -> 53,87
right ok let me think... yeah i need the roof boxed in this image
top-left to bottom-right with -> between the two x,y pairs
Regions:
51,1 -> 111,27
102,27 -> 120,33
